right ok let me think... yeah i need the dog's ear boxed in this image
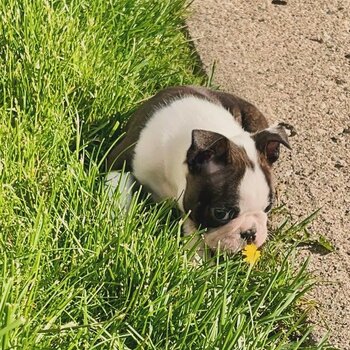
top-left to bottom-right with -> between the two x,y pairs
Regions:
186,129 -> 231,173
252,123 -> 296,164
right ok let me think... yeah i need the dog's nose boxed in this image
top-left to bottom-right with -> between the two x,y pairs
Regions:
240,228 -> 256,244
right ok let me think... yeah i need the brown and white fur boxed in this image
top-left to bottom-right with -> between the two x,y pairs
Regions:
106,86 -> 293,255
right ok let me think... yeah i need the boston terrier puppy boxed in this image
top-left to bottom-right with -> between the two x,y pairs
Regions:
106,86 -> 294,254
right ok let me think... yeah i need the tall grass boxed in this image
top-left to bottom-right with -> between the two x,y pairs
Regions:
0,0 -> 333,349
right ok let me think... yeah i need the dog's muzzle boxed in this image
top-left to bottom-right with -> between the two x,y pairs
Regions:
203,211 -> 268,254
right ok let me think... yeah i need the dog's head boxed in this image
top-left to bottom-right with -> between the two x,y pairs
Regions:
183,123 -> 292,253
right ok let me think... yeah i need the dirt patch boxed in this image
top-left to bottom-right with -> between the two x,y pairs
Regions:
187,1 -> 350,348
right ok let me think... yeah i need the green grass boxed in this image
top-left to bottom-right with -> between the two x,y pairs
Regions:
0,0 -> 334,349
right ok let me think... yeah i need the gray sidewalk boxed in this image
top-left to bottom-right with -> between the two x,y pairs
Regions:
187,1 -> 350,348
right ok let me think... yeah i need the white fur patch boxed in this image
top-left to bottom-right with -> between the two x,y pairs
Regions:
105,171 -> 135,211
132,96 -> 249,208
239,166 -> 270,214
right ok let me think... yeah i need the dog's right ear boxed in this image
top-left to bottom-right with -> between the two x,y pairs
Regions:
253,123 -> 296,164
186,129 -> 231,173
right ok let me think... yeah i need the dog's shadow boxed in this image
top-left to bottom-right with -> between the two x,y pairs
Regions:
67,102 -> 139,179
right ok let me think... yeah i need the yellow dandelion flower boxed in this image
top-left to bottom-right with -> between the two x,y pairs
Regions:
242,244 -> 261,265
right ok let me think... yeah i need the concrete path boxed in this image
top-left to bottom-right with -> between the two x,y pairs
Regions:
187,1 -> 350,348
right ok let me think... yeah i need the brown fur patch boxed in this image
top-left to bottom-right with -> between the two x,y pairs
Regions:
230,145 -> 254,170
258,152 -> 274,207
258,153 -> 273,187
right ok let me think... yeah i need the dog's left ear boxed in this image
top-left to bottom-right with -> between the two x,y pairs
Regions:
253,123 -> 296,164
186,129 -> 231,173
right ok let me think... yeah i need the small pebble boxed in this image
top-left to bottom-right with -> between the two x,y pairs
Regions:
272,0 -> 287,5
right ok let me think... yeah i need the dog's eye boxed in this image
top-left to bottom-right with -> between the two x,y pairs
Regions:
212,208 -> 230,221
211,207 -> 239,223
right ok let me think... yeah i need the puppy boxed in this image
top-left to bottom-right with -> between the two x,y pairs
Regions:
106,86 -> 293,254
